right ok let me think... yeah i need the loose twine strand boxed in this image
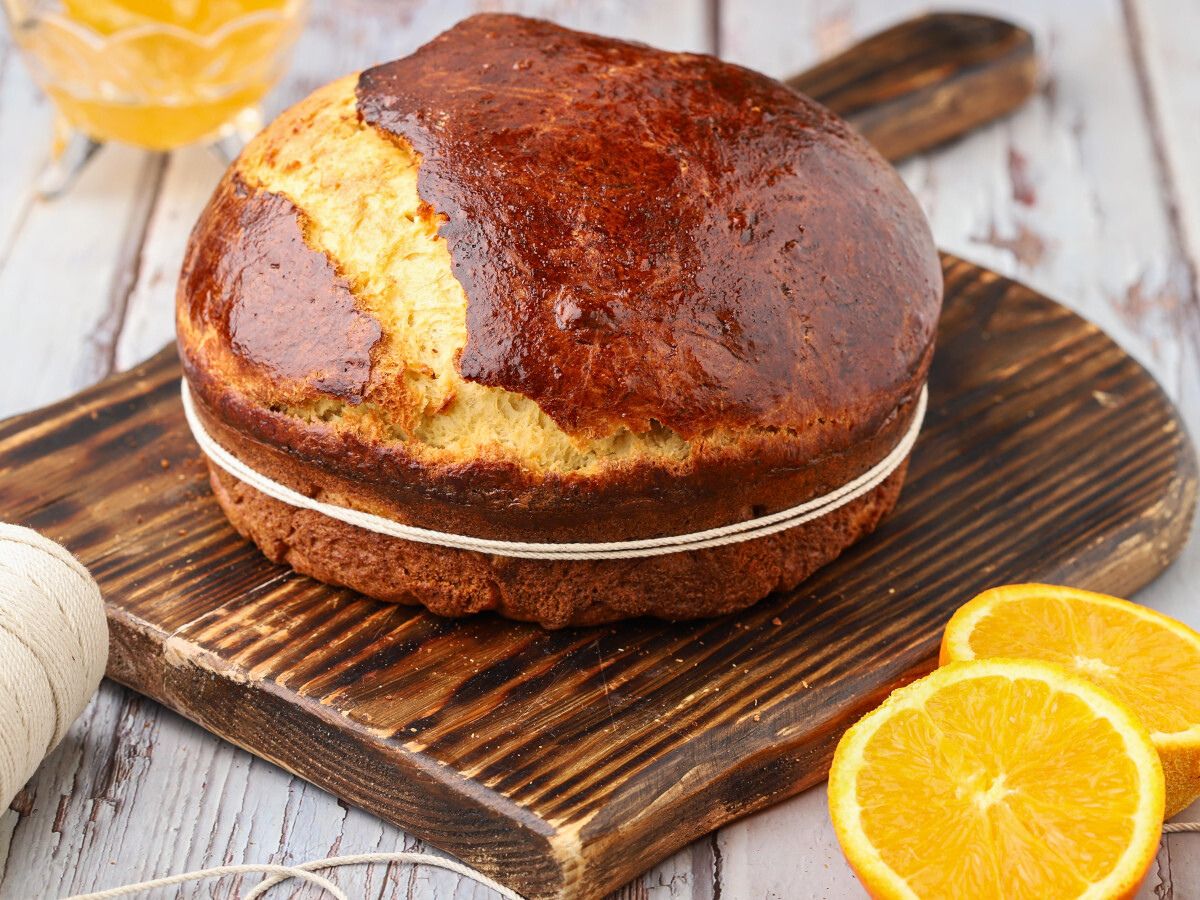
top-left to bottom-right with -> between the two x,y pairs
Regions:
64,852 -> 525,900
181,380 -> 928,560
63,827 -> 1200,899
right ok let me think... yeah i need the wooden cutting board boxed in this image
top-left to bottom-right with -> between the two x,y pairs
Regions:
1,254 -> 1193,899
0,15 -> 1195,900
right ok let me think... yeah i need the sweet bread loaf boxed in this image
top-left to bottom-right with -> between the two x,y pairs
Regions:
176,14 -> 942,627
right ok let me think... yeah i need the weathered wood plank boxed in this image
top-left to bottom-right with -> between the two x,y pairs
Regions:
1129,0 -> 1200,291
1120,0 -> 1200,607
716,784 -> 858,899
0,139 -> 164,415
0,34 -> 53,266
113,147 -> 224,370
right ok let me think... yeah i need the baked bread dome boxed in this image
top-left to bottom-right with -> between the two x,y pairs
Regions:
176,13 -> 942,628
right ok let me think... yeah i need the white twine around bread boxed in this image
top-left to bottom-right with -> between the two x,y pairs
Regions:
181,379 -> 929,560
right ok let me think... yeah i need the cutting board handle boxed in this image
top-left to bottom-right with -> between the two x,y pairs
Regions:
788,12 -> 1038,162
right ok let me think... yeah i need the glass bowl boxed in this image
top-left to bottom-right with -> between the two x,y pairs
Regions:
4,0 -> 307,151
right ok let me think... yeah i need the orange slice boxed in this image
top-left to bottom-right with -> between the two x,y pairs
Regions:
829,659 -> 1164,900
942,584 -> 1200,817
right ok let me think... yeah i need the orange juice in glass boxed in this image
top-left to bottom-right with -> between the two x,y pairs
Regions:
3,0 -> 306,190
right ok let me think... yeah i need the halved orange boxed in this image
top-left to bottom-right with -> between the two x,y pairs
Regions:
829,659 -> 1164,900
942,584 -> 1200,817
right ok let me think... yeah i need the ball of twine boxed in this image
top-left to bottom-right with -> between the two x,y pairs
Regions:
0,523 -> 107,810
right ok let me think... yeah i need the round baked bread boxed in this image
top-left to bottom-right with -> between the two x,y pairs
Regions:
176,13 -> 942,628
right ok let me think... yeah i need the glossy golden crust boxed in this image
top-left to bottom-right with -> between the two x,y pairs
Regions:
178,17 -> 940,484
358,14 -> 941,441
180,172 -> 381,403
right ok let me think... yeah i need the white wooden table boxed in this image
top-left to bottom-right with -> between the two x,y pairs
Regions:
1,1 -> 1197,897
